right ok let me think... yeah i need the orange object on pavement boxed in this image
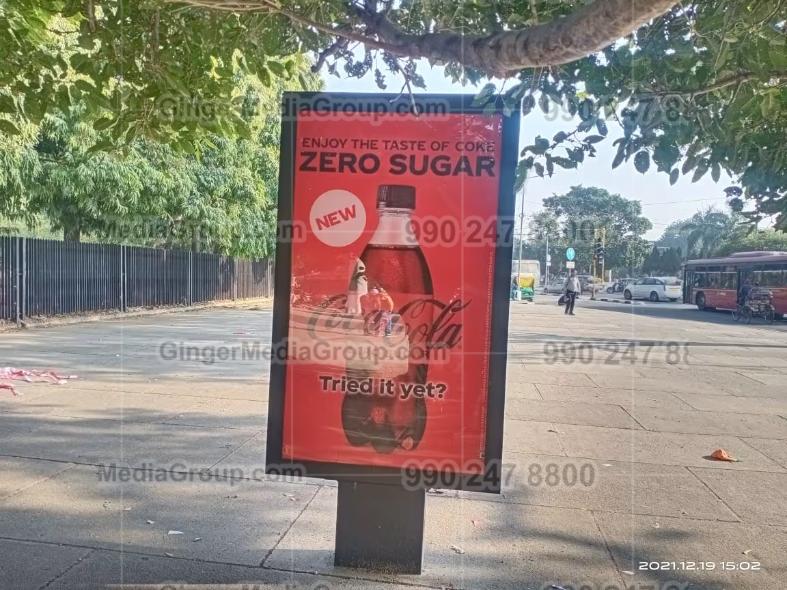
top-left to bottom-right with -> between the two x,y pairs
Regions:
709,448 -> 737,462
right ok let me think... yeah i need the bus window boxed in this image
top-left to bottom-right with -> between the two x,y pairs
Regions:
693,273 -> 705,288
760,270 -> 784,287
707,272 -> 720,288
720,273 -> 736,289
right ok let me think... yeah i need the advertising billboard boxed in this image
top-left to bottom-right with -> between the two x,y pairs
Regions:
266,93 -> 519,492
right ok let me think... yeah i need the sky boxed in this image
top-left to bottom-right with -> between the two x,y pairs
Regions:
324,65 -> 733,242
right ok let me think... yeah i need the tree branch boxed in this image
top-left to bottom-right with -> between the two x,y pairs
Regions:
638,71 -> 787,99
166,0 -> 680,77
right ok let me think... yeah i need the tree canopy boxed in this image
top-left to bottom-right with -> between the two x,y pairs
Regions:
1,57 -> 319,253
527,186 -> 653,275
658,206 -> 787,259
1,1 -> 785,229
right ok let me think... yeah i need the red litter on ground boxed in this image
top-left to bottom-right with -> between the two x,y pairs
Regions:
708,448 -> 738,462
0,367 -> 78,396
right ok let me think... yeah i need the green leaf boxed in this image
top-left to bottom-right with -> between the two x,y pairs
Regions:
577,119 -> 594,133
682,155 -> 698,175
761,92 -> 778,119
93,117 -> 115,131
533,136 -> 550,154
612,143 -> 626,169
534,162 -> 545,177
596,119 -> 608,136
692,160 -> 710,183
472,83 -> 496,106
539,92 -> 550,114
669,169 -> 680,185
0,119 -> 20,135
585,135 -> 605,144
521,95 -> 535,116
0,95 -> 15,113
711,162 -> 721,182
258,67 -> 272,87
634,151 -> 650,174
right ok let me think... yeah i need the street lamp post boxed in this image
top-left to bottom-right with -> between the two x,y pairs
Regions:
517,179 -> 527,280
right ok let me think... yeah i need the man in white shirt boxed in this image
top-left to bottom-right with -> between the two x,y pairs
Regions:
563,269 -> 581,316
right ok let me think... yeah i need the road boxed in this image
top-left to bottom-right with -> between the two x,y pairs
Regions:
1,300 -> 786,589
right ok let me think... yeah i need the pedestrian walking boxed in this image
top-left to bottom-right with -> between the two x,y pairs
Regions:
564,269 -> 580,316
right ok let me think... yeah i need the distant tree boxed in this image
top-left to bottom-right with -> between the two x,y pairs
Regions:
542,186 -> 652,273
660,247 -> 683,275
716,230 -> 787,257
0,126 -> 40,224
621,238 -> 652,277
528,211 -> 561,242
29,105 -> 151,242
642,246 -> 662,275
656,219 -> 691,255
3,64 -> 319,254
681,208 -> 743,258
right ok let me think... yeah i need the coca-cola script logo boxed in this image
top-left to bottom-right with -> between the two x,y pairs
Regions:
308,294 -> 469,352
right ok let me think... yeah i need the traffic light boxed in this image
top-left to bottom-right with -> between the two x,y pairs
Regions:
593,240 -> 604,264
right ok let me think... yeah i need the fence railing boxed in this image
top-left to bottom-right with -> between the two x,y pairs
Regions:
0,237 -> 273,324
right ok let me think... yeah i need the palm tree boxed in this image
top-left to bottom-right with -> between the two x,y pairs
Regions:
681,208 -> 740,259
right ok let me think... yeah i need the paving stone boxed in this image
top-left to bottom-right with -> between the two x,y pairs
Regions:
691,468 -> 787,527
502,420 -> 565,456
0,388 -> 206,423
536,383 -> 693,410
503,381 -> 542,400
0,465 -> 318,566
0,414 -> 256,469
266,486 -> 624,590
477,453 -> 739,522
738,372 -> 786,386
50,550 -> 412,589
164,398 -> 268,430
629,406 -> 787,439
505,398 -> 640,429
740,437 -> 787,469
511,368 -> 597,387
0,539 -> 91,590
594,512 -> 787,590
555,424 -> 785,471
0,456 -> 73,500
588,373 -> 724,395
674,392 -> 787,415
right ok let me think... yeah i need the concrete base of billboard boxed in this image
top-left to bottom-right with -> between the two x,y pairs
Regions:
334,480 -> 425,574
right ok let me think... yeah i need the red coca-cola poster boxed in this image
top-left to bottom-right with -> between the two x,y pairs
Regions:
267,94 -> 518,492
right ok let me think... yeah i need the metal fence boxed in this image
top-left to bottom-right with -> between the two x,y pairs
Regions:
0,237 -> 273,324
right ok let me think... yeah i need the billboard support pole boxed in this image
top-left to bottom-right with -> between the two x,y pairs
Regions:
334,481 -> 425,574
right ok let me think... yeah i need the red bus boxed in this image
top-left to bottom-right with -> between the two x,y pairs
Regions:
683,251 -> 787,316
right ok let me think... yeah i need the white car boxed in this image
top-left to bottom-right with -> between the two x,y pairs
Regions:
544,278 -> 568,294
623,277 -> 683,302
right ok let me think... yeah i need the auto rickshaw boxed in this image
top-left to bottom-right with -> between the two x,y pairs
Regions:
512,274 -> 535,301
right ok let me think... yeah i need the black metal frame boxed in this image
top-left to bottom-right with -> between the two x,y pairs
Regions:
265,92 -> 519,494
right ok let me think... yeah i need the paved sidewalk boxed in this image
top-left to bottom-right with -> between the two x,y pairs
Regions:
1,300 -> 786,589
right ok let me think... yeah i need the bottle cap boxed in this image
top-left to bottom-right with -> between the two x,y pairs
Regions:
377,185 -> 415,210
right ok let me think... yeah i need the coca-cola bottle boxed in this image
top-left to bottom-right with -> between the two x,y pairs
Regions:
342,184 -> 433,454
